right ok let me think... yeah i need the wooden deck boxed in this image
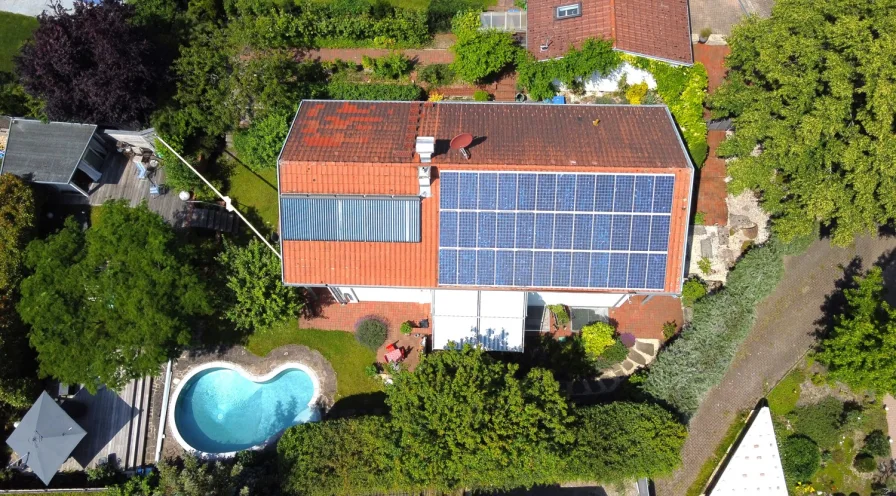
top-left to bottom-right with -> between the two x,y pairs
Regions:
63,153 -> 190,227
59,376 -> 154,471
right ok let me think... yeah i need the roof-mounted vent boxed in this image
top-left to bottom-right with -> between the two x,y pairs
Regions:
450,133 -> 474,160
416,136 -> 435,163
418,166 -> 432,198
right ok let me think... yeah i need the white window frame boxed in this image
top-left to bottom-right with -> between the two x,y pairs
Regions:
555,3 -> 581,19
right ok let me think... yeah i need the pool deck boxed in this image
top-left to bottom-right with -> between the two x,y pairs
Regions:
153,345 -> 337,460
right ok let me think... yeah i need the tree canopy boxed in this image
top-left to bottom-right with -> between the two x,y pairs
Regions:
216,239 -> 304,332
712,0 -> 896,244
15,0 -> 165,126
449,11 -> 518,83
18,201 -> 211,391
816,267 -> 896,394
386,345 -> 574,490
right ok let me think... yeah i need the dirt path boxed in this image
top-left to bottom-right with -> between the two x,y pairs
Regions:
656,235 -> 896,495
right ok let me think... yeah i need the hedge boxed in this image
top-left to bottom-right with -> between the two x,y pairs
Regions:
641,233 -> 815,417
326,81 -> 425,101
516,38 -> 621,101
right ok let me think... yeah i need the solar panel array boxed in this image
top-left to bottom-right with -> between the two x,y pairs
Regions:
438,172 -> 675,290
281,197 -> 421,242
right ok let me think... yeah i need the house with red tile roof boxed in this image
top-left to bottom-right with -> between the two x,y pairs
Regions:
278,101 -> 693,352
526,0 -> 693,64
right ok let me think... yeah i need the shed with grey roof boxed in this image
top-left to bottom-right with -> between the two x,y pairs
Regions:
0,119 -> 108,196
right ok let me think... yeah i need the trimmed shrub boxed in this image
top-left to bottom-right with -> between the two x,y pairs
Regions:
853,453 -> 877,473
625,82 -> 648,105
780,436 -> 820,482
581,322 -> 616,358
593,339 -> 629,370
662,321 -> 678,340
326,81 -> 424,101
863,430 -> 890,458
473,89 -> 490,101
418,63 -> 456,86
681,278 -> 707,307
356,317 -> 388,350
642,236 -> 813,417
788,397 -> 844,449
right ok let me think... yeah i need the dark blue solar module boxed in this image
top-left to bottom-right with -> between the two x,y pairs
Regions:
438,172 -> 676,290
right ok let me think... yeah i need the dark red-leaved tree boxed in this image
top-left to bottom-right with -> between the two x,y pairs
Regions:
15,0 -> 166,127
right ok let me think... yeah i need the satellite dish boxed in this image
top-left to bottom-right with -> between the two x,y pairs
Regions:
450,133 -> 474,160
449,133 -> 474,150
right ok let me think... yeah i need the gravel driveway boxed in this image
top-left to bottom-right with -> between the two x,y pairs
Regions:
656,235 -> 896,495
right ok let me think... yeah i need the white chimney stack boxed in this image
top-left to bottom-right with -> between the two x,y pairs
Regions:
415,136 -> 435,163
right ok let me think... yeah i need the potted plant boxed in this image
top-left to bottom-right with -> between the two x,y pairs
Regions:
400,321 -> 413,335
698,27 -> 712,44
547,304 -> 570,331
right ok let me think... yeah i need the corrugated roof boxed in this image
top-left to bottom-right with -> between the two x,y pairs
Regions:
279,101 -> 693,293
0,119 -> 97,184
526,0 -> 693,65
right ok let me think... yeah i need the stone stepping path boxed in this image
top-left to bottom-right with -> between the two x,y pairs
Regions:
565,338 -> 661,397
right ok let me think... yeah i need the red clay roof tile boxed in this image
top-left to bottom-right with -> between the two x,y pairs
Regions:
279,101 -> 693,294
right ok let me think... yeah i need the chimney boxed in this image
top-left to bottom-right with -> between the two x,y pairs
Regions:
415,136 -> 435,163
418,166 -> 432,198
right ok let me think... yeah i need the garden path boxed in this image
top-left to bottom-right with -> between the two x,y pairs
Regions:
655,235 -> 896,495
884,395 -> 896,459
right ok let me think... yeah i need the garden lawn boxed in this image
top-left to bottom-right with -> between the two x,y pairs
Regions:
0,12 -> 37,73
767,367 -> 804,416
246,322 -> 381,401
224,157 -> 278,234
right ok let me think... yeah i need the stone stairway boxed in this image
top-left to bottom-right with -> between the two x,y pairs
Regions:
566,338 -> 661,397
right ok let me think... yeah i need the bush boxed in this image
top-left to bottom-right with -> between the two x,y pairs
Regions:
698,257 -> 712,274
473,89 -> 491,101
400,321 -> 413,335
418,63 -> 456,86
642,237 -> 807,417
863,430 -> 890,458
694,211 -> 706,225
780,436 -> 820,483
362,52 -> 413,79
788,397 -> 844,449
593,339 -> 629,370
308,5 -> 431,48
854,453 -> 877,473
326,81 -> 425,101
356,317 -> 388,350
450,11 -> 519,83
681,278 -> 707,307
232,109 -> 291,171
581,322 -> 616,358
625,82 -> 648,105
662,321 -> 678,340
517,38 -> 621,101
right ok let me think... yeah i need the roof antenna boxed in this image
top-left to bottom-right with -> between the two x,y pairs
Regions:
450,133 -> 474,160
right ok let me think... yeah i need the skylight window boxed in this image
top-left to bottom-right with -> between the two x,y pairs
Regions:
555,3 -> 581,19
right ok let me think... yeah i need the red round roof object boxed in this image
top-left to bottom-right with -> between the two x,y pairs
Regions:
449,133 -> 474,149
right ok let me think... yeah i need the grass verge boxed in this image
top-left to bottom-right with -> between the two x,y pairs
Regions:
0,12 -> 38,73
246,322 -> 381,401
767,366 -> 804,416
222,156 -> 278,234
686,410 -> 750,496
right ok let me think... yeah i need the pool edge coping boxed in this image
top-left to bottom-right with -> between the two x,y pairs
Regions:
168,360 -> 322,458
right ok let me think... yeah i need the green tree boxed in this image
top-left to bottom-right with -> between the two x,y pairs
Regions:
157,455 -> 244,496
787,396 -> 844,449
233,110 -> 291,171
386,346 -> 574,490
449,11 -> 518,83
569,402 -> 687,482
711,0 -> 896,244
779,435 -> 820,483
0,175 -> 35,292
862,430 -> 890,458
216,239 -> 303,332
278,416 -> 395,496
816,267 -> 896,394
18,201 -> 211,391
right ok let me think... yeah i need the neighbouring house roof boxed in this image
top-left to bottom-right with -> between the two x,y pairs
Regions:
278,101 -> 693,294
0,119 -> 97,184
6,392 -> 87,486
526,0 -> 693,64
708,406 -> 788,495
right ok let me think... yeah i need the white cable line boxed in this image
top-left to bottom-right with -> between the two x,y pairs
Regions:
155,137 -> 282,259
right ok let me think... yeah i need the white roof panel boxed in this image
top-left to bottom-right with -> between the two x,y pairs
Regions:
432,316 -> 479,349
479,291 -> 527,318
709,407 -> 788,496
433,290 -> 479,316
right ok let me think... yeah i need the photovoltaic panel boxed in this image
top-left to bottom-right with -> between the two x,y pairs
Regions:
438,171 -> 677,291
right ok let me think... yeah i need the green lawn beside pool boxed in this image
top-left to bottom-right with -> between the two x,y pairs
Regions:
0,12 -> 38,74
246,322 -> 382,401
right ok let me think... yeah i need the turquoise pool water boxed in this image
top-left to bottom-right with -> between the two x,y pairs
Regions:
174,367 -> 318,453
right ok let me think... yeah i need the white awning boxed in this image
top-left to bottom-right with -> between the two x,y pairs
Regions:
432,290 -> 525,352
709,407 -> 788,495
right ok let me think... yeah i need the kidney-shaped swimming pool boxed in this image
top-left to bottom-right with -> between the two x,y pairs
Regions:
172,363 -> 320,455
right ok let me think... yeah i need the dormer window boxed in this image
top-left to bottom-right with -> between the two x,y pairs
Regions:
556,3 -> 581,19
